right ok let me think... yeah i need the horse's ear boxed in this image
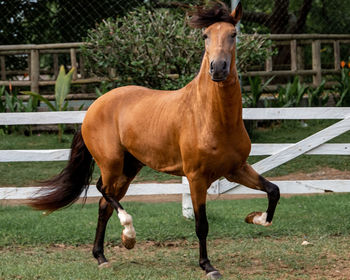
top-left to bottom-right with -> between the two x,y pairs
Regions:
231,2 -> 242,24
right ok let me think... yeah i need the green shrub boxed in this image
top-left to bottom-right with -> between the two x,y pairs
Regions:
273,76 -> 308,107
82,7 -> 276,91
237,33 -> 277,73
82,7 -> 202,90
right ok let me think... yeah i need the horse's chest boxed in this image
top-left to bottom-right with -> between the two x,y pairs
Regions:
193,132 -> 251,174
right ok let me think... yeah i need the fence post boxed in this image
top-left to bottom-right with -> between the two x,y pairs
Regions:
182,177 -> 194,219
290,40 -> 297,71
0,56 -> 5,80
334,40 -> 340,70
70,48 -> 78,80
30,49 -> 40,93
312,40 -> 322,87
53,54 -> 59,78
265,47 -> 273,72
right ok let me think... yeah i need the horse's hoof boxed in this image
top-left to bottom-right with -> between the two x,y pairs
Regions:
245,211 -> 272,227
207,271 -> 222,279
98,262 -> 110,269
122,233 -> 136,249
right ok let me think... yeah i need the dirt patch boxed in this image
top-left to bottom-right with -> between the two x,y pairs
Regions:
267,167 -> 350,181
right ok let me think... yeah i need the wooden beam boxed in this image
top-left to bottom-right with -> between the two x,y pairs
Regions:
250,143 -> 350,156
0,111 -> 86,125
1,108 -> 350,126
219,117 -> 350,193
2,180 -> 350,200
0,183 -> 190,200
70,48 -> 78,80
290,40 -> 297,71
334,40 -> 341,70
243,107 -> 350,120
53,54 -> 59,79
312,40 -> 322,86
265,47 -> 273,72
30,49 -> 40,93
1,143 -> 350,163
222,180 -> 350,195
241,69 -> 316,77
0,56 -> 5,80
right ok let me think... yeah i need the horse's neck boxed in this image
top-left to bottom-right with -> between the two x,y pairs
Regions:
190,58 -> 242,128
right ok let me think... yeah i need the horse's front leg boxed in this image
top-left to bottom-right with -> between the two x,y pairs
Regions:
226,163 -> 280,226
188,176 -> 222,279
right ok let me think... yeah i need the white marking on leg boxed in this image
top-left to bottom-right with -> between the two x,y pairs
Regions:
252,212 -> 271,226
117,209 -> 136,238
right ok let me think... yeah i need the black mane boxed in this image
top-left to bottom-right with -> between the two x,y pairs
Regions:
189,1 -> 237,29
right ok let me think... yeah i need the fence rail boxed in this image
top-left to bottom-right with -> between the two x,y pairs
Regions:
1,34 -> 349,96
1,107 -> 350,218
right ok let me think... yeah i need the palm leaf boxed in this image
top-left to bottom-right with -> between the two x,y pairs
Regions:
20,91 -> 57,111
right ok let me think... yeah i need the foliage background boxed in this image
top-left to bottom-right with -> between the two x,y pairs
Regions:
1,0 -> 350,45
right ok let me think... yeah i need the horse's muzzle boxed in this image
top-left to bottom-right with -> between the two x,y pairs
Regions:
209,60 -> 230,82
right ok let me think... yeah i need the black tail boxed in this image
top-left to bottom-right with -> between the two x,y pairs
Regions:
29,129 -> 95,212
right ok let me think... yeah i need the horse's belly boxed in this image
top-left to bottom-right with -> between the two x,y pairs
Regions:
126,144 -> 184,176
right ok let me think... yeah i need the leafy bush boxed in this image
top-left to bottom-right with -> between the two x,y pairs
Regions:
82,7 -> 276,91
237,33 -> 277,73
308,80 -> 328,107
242,76 -> 274,108
273,76 -> 308,107
82,7 -> 202,90
0,86 -> 38,113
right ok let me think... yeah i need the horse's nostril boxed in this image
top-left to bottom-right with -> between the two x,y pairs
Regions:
210,61 -> 214,73
223,61 -> 227,70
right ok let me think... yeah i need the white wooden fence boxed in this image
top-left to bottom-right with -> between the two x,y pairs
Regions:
1,108 -> 350,218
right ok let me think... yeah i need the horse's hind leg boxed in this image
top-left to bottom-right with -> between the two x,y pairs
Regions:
92,154 -> 143,266
226,163 -> 280,226
93,188 -> 113,267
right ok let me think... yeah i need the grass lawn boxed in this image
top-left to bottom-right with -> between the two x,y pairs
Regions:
1,194 -> 350,279
0,119 -> 349,186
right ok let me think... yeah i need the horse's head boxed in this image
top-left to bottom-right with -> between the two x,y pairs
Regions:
190,2 -> 242,82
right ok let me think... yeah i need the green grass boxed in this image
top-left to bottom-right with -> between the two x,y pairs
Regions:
2,236 -> 350,279
2,194 -> 350,279
2,194 -> 350,246
1,119 -> 349,186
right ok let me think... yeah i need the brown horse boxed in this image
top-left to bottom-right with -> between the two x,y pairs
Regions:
30,2 -> 280,279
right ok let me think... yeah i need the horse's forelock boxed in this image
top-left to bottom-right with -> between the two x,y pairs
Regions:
189,1 -> 237,29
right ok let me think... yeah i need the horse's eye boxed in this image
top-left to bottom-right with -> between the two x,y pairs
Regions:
231,33 -> 236,39
202,34 -> 208,40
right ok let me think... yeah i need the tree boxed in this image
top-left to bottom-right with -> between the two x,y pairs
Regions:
243,0 -> 313,34
0,0 -> 145,45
